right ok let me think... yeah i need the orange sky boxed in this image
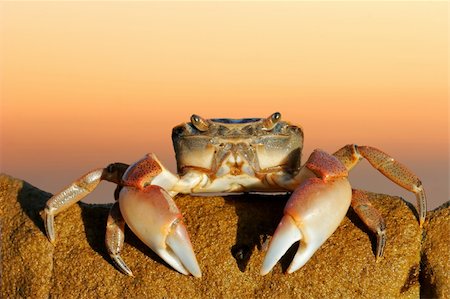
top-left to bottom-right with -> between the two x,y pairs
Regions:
0,2 -> 448,209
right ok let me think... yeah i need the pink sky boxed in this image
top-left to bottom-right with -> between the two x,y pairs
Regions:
1,2 -> 448,209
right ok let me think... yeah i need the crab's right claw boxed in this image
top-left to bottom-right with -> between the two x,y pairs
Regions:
119,185 -> 201,277
261,176 -> 352,275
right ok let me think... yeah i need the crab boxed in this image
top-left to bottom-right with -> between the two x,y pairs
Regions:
42,113 -> 427,277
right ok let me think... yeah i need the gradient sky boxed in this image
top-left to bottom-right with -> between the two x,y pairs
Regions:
1,2 -> 448,209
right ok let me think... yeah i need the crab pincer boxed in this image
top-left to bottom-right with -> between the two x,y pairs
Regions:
119,186 -> 201,277
261,150 -> 352,275
119,154 -> 201,277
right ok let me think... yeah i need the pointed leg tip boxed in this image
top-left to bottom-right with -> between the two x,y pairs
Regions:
376,247 -> 385,260
46,229 -> 56,243
42,209 -> 57,243
419,218 -> 425,228
125,270 -> 134,277
111,254 -> 134,277
45,228 -> 56,244
375,248 -> 385,263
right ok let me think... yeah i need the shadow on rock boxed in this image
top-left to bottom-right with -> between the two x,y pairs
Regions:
346,207 -> 379,256
228,194 -> 288,272
17,181 -> 52,237
79,202 -> 114,267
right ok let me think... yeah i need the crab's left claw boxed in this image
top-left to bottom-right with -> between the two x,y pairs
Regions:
119,185 -> 201,277
261,150 -> 352,275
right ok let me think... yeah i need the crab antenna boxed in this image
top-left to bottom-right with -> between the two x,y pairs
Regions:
262,112 -> 281,130
190,114 -> 210,132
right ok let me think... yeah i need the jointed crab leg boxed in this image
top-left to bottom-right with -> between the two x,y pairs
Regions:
42,168 -> 103,242
333,144 -> 426,226
105,199 -> 133,276
351,189 -> 386,259
41,163 -> 129,243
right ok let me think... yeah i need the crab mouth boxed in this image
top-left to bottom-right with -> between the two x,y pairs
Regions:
215,152 -> 255,177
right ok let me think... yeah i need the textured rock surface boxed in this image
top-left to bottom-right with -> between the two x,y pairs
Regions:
0,174 -> 434,298
421,201 -> 450,298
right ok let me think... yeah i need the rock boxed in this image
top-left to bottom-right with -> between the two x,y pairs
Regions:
0,174 -> 427,298
421,201 -> 450,298
0,174 -> 54,298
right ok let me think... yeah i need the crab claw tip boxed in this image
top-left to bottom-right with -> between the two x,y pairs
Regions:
260,214 -> 302,276
119,185 -> 201,278
166,221 -> 202,278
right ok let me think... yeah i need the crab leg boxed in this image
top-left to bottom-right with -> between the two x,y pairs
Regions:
351,189 -> 386,259
105,199 -> 133,276
333,144 -> 426,226
42,168 -> 103,242
119,154 -> 201,277
261,150 -> 352,275
41,163 -> 129,243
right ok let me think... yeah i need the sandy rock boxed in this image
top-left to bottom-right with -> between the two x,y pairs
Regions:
1,174 -> 426,298
421,201 -> 450,298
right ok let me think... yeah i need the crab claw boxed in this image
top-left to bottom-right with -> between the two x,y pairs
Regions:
119,185 -> 201,277
261,176 -> 352,275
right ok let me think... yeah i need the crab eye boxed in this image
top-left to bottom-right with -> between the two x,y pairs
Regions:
272,112 -> 281,121
190,114 -> 210,132
262,112 -> 281,130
